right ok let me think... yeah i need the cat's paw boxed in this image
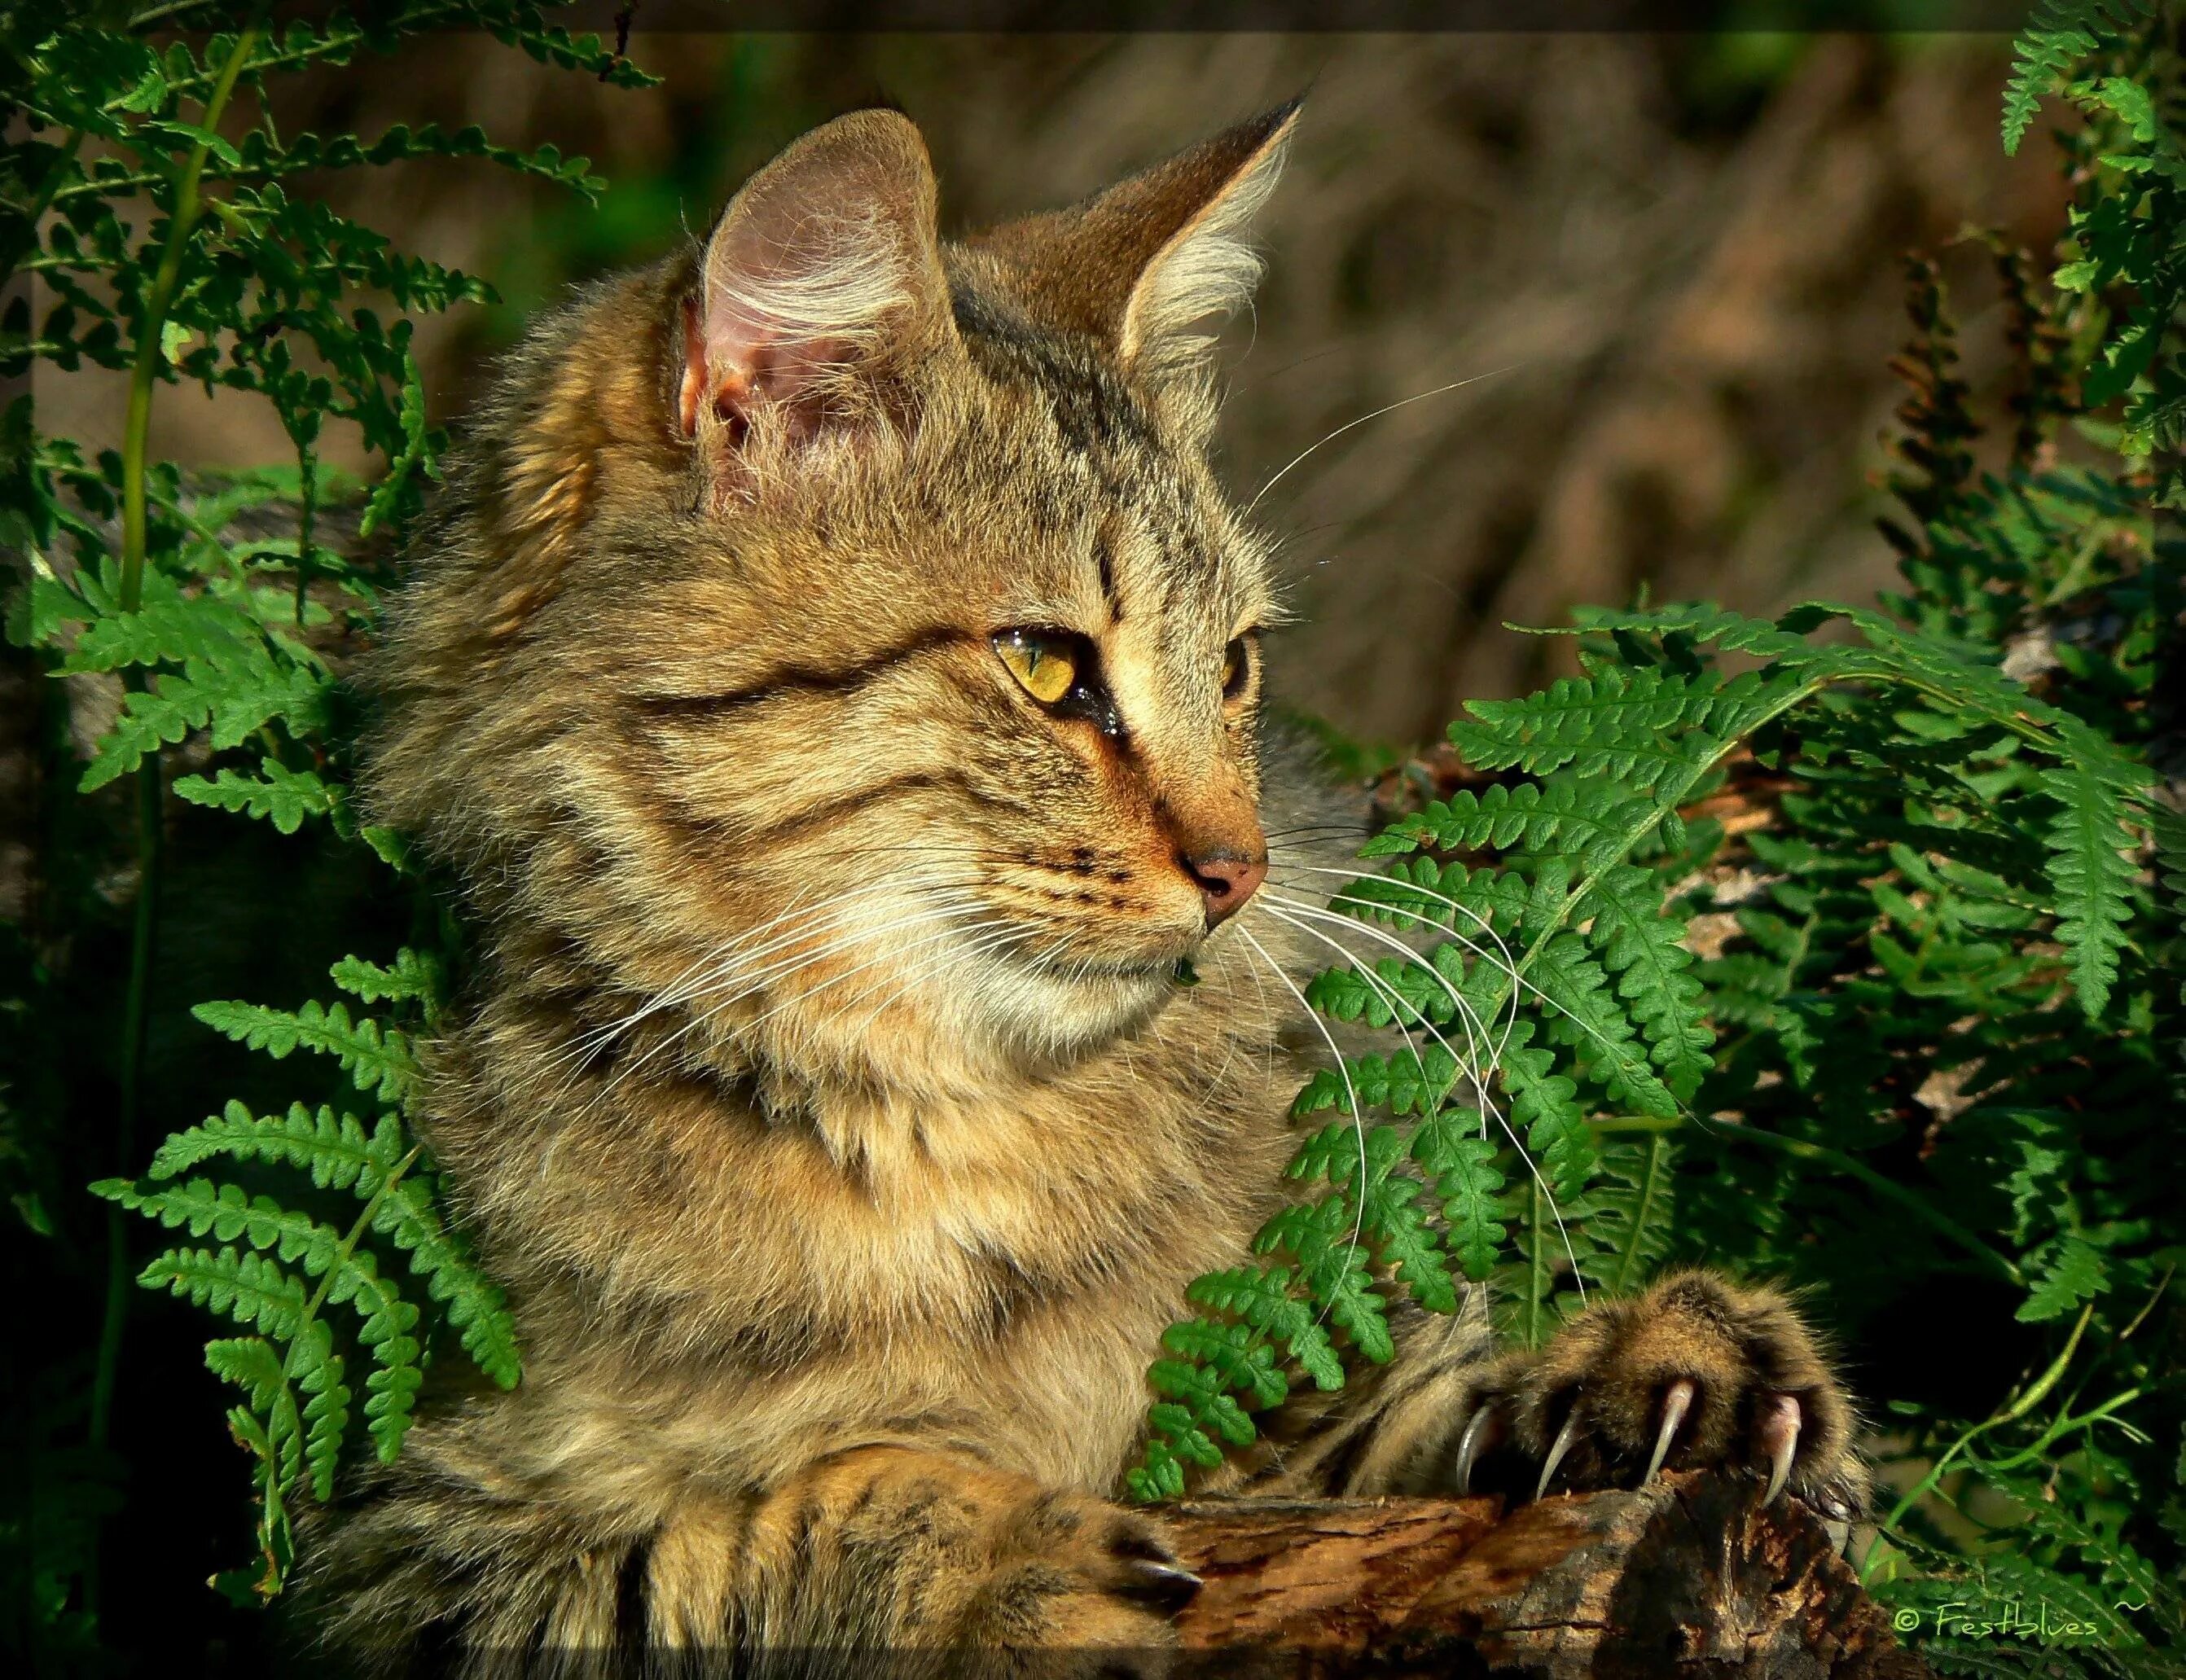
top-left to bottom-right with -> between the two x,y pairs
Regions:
1451,1270 -> 1864,1520
959,1493 -> 1196,1675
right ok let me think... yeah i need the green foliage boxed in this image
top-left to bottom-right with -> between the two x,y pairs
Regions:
2,0 -> 651,1626
1134,14 -> 2186,1668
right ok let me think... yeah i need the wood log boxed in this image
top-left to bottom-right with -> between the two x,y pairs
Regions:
1163,1471 -> 1929,1679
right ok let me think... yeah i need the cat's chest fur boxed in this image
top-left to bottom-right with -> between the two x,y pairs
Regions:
424,968 -> 1299,1494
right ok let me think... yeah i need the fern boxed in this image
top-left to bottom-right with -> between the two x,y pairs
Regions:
3,0 -> 652,1614
2002,2 -> 2153,153
1132,29 -> 2182,1673
191,997 -> 419,1106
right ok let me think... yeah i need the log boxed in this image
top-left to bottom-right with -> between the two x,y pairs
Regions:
1164,1472 -> 1929,1679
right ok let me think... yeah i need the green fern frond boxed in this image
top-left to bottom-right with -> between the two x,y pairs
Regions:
146,1101 -> 401,1191
367,1174 -> 520,1388
1361,780 -> 1654,863
2016,1234 -> 2111,1322
1528,936 -> 1681,1121
1574,864 -> 1713,1095
2003,0 -> 2153,154
191,998 -> 417,1104
139,1245 -> 310,1340
329,947 -> 446,1009
1184,1265 -> 1345,1390
173,759 -> 341,835
1448,666 -> 1729,788
79,655 -> 331,791
1578,1136 -> 1679,1297
1253,1198 -> 1395,1365
2038,757 -> 2140,1018
1411,1112 -> 1508,1281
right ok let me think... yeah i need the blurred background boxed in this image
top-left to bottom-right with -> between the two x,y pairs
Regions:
31,29 -> 2069,750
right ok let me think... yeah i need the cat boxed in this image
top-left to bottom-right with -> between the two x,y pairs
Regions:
309,101 -> 1866,1674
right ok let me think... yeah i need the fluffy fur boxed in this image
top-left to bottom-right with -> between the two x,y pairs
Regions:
310,106 -> 1862,1674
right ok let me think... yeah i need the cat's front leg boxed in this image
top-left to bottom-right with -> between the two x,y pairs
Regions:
313,1438 -> 1197,1677
1450,1269 -> 1868,1521
691,1445 -> 1199,1675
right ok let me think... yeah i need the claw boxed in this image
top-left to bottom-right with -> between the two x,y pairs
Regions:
1452,1405 -> 1504,1496
1758,1392 -> 1802,1506
1119,1559 -> 1203,1613
1642,1379 -> 1696,1485
1535,1409 -> 1582,1502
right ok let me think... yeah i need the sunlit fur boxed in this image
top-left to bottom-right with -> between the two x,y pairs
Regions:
311,108 -> 1860,1672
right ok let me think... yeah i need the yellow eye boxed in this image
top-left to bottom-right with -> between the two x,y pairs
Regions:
995,630 -> 1078,706
1221,637 -> 1252,699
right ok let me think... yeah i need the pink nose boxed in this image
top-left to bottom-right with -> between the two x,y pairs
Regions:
1184,852 -> 1268,928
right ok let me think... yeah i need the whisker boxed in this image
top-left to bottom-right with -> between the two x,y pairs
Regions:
1257,895 -> 1586,1307
556,893 -> 999,1121
541,877 -> 991,1086
1235,924 -> 1370,1336
1277,861 -> 1659,1128
1244,365 -> 1521,521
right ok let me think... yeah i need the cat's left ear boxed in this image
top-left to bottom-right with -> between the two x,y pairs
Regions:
681,109 -> 955,450
974,100 -> 1301,381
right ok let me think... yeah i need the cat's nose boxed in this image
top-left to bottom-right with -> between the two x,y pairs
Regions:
1184,851 -> 1267,928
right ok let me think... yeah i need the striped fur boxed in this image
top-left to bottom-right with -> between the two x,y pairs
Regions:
317,108 -> 1858,1673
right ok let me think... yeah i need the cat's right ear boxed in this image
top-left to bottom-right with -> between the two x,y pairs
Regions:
681,110 -> 955,458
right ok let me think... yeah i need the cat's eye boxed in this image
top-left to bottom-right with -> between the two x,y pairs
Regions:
1221,636 -> 1254,700
994,630 -> 1080,706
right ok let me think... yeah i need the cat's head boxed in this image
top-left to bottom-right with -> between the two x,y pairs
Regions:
370,103 -> 1303,1094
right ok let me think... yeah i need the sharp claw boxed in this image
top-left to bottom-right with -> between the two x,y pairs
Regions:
1121,1559 -> 1203,1613
1642,1378 -> 1696,1485
1535,1410 -> 1581,1502
1452,1405 -> 1503,1496
1758,1392 -> 1802,1506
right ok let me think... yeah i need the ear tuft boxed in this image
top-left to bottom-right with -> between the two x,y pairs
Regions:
1120,102 -> 1299,376
683,109 -> 953,450
970,100 -> 1301,382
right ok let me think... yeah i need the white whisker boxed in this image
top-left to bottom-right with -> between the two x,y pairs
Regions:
1257,896 -> 1585,1307
1244,366 -> 1518,521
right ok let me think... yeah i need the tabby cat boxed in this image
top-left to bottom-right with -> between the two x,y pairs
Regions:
315,103 -> 1865,1673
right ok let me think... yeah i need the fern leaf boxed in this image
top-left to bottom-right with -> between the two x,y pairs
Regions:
1496,1020 -> 1600,1199
364,1353 -> 426,1463
1363,780 -> 1654,866
93,1176 -> 345,1272
1449,666 -> 1727,790
1253,1198 -> 1394,1365
1569,602 -> 1822,660
1411,1112 -> 1508,1281
2017,1235 -> 2111,1322
191,998 -> 417,1104
138,1246 -> 308,1340
1185,1265 -> 1345,1390
1527,936 -> 1681,1120
369,1176 -> 520,1388
147,1100 -> 401,1191
286,1318 -> 349,1500
2000,1 -> 2151,154
56,593 -> 261,675
79,654 -> 331,791
1578,1136 -> 1679,1296
1156,1321 -> 1285,1415
2037,757 -> 2139,1018
1574,864 -> 1714,1096
329,947 -> 445,1009
173,758 -> 340,835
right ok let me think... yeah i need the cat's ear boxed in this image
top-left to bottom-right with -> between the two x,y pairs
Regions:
975,101 -> 1300,380
680,109 -> 955,449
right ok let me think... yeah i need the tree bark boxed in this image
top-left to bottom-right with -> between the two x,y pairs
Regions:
1164,1472 -> 1929,1679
